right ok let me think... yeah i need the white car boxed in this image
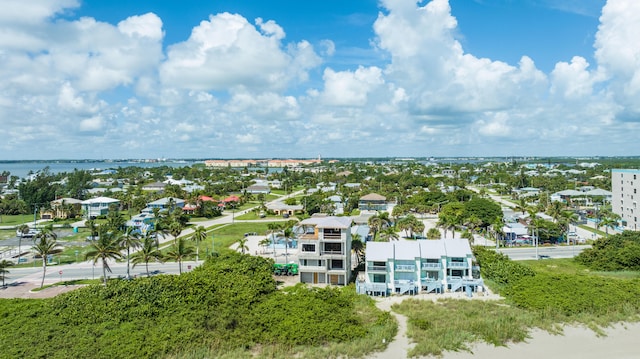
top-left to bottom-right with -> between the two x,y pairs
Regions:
16,229 -> 40,238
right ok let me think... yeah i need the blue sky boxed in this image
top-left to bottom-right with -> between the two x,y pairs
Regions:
1,0 -> 637,160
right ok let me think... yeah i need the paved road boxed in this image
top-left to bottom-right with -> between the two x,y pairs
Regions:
498,245 -> 590,261
1,190 -> 304,285
6,260 -> 194,285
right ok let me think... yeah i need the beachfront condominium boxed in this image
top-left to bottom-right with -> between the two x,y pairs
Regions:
611,169 -> 640,231
296,216 -> 352,285
356,238 -> 483,296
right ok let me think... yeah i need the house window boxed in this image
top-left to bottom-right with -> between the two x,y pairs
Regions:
330,259 -> 344,270
323,242 -> 342,253
373,274 -> 386,283
373,261 -> 386,267
302,244 -> 315,252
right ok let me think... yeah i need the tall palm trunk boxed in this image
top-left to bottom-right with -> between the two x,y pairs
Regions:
145,262 -> 150,277
40,259 -> 47,288
126,248 -> 131,279
102,259 -> 108,285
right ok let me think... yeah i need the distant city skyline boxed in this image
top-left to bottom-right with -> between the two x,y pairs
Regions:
2,0 -> 638,160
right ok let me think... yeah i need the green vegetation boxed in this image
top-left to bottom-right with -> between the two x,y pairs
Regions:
0,253 -> 395,359
395,246 -> 640,358
576,231 -> 640,271
0,214 -> 36,226
393,299 -> 542,357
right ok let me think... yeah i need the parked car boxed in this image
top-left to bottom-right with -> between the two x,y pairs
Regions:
16,229 -> 40,238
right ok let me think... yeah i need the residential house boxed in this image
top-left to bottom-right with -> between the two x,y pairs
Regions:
327,195 -> 344,215
266,202 -> 303,216
246,184 -> 271,194
146,197 -> 185,212
357,239 -> 482,296
296,216 -> 352,285
358,193 -> 387,211
126,212 -> 155,234
81,196 -> 120,218
41,198 -> 82,219
142,181 -> 167,192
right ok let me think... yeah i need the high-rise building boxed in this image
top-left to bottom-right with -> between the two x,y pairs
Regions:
611,169 -> 640,231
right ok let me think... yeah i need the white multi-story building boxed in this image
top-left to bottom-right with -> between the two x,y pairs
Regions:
296,216 -> 352,285
356,239 -> 483,296
611,169 -> 640,231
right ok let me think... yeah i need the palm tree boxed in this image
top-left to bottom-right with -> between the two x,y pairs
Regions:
131,233 -> 164,277
600,216 -> 618,238
0,259 -> 14,287
185,225 -> 206,262
165,237 -> 195,274
236,237 -> 249,254
492,216 -> 505,247
119,227 -> 141,279
281,225 -> 295,262
426,227 -> 441,239
258,238 -> 271,254
32,227 -> 60,288
17,224 -> 30,265
266,222 -> 281,259
169,220 -> 184,243
514,198 -> 529,215
85,219 -> 98,241
351,233 -> 365,266
85,228 -> 123,285
379,227 -> 399,242
368,214 -> 390,241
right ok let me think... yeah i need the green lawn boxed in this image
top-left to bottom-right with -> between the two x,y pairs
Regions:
0,214 -> 37,226
521,257 -> 640,279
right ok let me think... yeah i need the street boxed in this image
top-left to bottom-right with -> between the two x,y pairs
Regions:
498,244 -> 590,261
1,190 -> 304,287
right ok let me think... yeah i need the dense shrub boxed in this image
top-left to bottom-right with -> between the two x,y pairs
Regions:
0,252 -> 379,359
473,246 -> 536,287
576,231 -> 640,271
504,273 -> 640,316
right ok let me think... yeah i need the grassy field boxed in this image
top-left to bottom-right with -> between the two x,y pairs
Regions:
0,214 -> 37,226
394,251 -> 640,358
521,258 -> 640,279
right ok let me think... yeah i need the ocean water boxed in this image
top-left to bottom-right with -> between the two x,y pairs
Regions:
0,160 -> 198,179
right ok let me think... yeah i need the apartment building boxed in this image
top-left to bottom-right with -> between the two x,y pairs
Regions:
357,238 -> 483,296
296,216 -> 352,285
611,169 -> 640,231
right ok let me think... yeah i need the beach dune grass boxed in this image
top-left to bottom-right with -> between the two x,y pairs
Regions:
393,299 -> 545,357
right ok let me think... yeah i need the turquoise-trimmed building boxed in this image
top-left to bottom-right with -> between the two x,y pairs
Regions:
357,239 -> 483,296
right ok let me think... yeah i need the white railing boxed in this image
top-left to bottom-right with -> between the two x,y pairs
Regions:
395,264 -> 416,271
448,262 -> 467,268
367,265 -> 387,271
421,262 -> 441,269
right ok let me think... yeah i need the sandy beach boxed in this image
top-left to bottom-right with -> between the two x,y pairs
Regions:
370,291 -> 640,359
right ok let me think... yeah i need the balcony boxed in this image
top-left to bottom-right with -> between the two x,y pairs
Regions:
448,261 -> 468,268
421,262 -> 441,269
298,250 -> 319,257
299,264 -> 326,271
298,233 -> 318,240
395,264 -> 416,272
322,233 -> 343,240
367,265 -> 387,272
321,250 -> 344,256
